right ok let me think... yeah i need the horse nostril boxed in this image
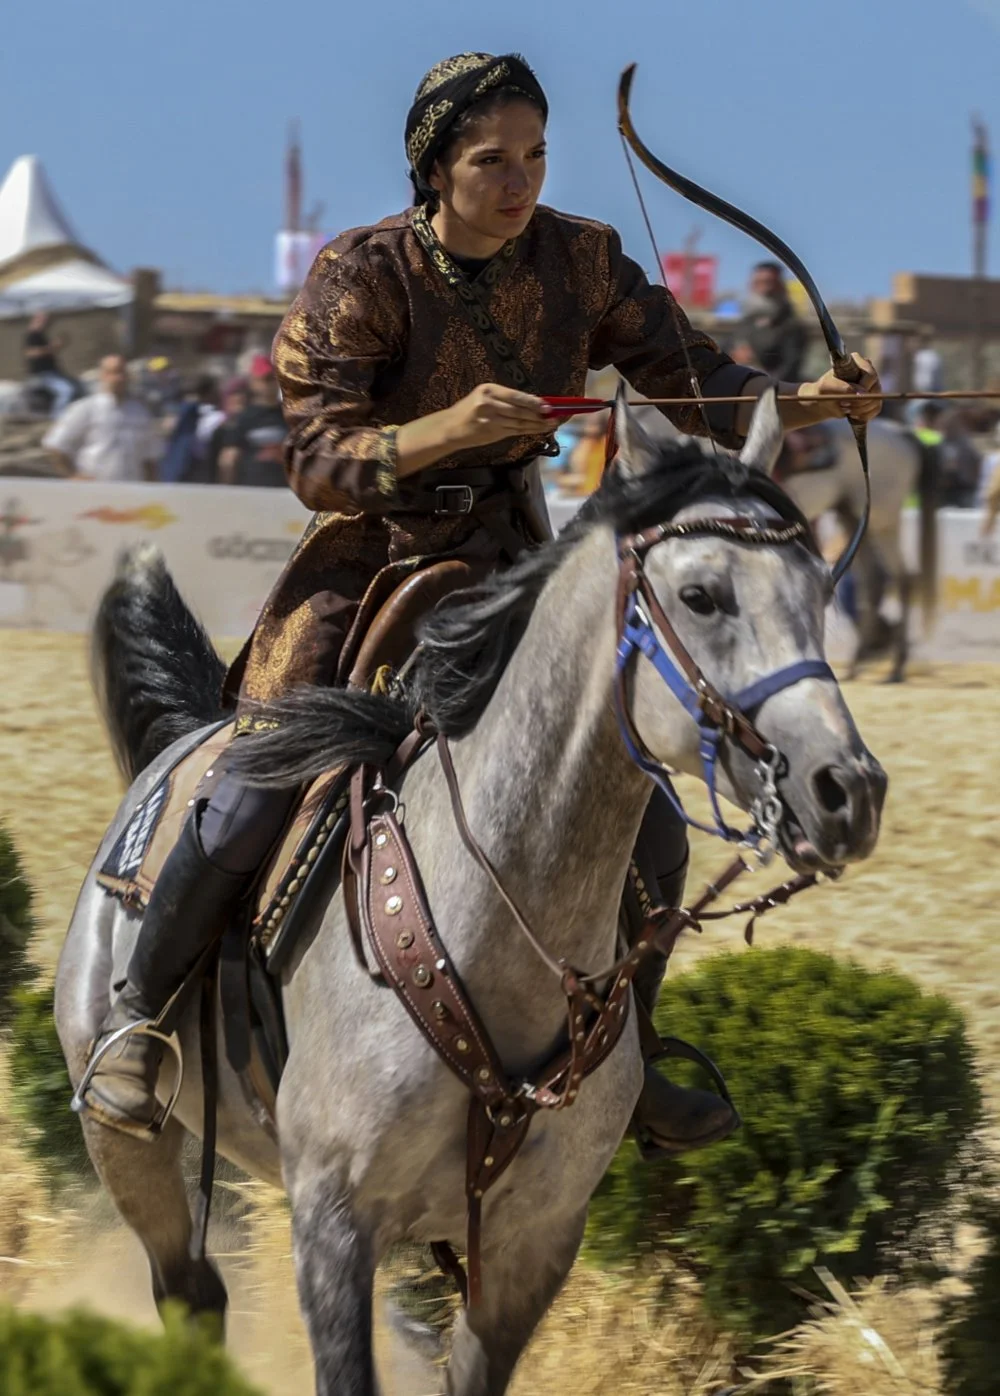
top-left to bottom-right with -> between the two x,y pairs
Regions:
813,765 -> 849,815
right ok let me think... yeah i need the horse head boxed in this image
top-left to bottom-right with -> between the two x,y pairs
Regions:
612,385 -> 886,874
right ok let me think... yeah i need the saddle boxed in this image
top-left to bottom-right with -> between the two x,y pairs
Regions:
339,555 -> 489,688
773,423 -> 837,484
96,556 -> 486,1122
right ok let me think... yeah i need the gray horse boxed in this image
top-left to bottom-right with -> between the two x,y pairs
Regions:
56,392 -> 886,1396
775,418 -> 937,682
645,408 -> 938,681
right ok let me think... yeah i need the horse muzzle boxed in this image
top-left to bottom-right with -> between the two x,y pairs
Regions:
778,747 -> 887,873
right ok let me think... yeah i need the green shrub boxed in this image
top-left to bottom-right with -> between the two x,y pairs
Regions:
0,821 -> 35,1027
0,1302 -> 262,1395
8,983 -> 90,1182
586,947 -> 983,1342
940,1199 -> 1000,1394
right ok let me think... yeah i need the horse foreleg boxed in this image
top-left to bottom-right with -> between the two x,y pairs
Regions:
886,570 -> 911,684
289,1172 -> 377,1396
446,1205 -> 587,1396
80,1114 -> 228,1327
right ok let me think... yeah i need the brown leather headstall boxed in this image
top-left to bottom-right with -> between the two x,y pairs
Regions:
615,518 -> 807,768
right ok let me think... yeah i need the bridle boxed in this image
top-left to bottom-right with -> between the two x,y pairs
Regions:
614,514 -> 833,864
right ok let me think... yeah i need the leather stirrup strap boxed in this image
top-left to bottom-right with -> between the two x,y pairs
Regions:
190,953 -> 219,1264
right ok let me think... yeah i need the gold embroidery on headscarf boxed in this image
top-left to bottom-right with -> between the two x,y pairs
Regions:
416,52 -> 494,100
406,98 -> 455,169
473,61 -> 510,96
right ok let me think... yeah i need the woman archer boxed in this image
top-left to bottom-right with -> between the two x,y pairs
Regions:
78,51 -> 880,1148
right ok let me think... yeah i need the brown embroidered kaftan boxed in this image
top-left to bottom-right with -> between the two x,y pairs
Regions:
229,203 -> 749,719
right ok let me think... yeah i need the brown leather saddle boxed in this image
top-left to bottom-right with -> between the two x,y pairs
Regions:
96,555 -> 486,1126
338,556 -> 489,690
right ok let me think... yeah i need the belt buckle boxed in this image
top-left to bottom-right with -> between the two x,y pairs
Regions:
434,484 -> 474,516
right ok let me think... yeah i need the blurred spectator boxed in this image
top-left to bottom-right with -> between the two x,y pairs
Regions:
43,354 -> 160,481
912,332 -> 944,394
977,423 -> 1000,534
138,356 -> 183,418
913,401 -> 944,449
22,312 -> 77,414
739,261 -> 807,380
159,375 -> 219,483
217,356 -> 286,487
728,340 -> 758,366
204,377 -> 249,483
566,414 -> 610,496
907,332 -> 945,425
981,460 -> 1000,535
940,412 -> 982,507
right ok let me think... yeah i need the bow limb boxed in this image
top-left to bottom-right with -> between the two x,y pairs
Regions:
617,62 -> 869,580
618,64 -> 851,372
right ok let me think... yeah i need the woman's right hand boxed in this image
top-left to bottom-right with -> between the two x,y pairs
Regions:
446,383 -> 553,450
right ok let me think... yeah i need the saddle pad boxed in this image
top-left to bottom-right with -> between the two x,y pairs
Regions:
97,723 -> 234,908
98,722 -> 351,958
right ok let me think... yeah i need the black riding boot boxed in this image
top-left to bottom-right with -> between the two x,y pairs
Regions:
627,792 -> 741,1157
79,815 -> 248,1140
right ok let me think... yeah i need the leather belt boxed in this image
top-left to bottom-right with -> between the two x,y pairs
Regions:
393,465 -> 530,517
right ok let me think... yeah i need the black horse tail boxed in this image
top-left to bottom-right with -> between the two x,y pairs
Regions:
91,544 -> 226,783
915,433 -> 940,634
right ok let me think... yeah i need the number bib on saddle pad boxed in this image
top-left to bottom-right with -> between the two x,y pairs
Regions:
96,723 -> 351,965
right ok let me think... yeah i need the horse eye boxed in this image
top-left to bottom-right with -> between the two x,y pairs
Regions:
679,585 -> 717,616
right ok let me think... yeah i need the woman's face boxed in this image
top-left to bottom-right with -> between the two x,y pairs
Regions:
430,99 -> 547,244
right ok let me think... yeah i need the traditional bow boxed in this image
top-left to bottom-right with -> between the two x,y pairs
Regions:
617,63 -> 870,583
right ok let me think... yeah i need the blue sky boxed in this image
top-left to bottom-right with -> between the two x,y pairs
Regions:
2,0 -> 998,302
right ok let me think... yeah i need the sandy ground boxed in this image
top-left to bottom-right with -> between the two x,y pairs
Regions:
0,630 -> 998,1392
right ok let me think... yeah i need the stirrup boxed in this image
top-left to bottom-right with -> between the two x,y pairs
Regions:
71,1018 -> 185,1138
643,1034 -> 733,1104
632,1035 -> 738,1162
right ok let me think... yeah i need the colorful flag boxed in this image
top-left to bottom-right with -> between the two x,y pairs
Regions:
973,117 -> 990,226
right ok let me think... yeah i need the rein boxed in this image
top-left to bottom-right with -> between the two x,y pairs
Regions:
432,506 -> 837,996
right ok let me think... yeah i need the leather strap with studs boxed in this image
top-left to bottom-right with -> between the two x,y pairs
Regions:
363,810 -> 511,1111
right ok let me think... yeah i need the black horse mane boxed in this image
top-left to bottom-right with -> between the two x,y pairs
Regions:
224,441 -> 816,788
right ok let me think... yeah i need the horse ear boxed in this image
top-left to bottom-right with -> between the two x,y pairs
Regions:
738,384 -> 784,476
613,380 -> 660,478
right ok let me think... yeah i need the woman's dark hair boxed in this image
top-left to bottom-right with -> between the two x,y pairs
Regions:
409,89 -> 546,207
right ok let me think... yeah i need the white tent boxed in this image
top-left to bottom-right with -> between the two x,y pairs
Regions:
0,155 -> 79,265
0,155 -> 131,317
0,258 -> 132,315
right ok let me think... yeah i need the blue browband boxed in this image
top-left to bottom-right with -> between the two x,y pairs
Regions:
614,538 -> 835,850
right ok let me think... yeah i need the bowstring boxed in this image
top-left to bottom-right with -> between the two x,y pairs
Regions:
619,131 -> 720,462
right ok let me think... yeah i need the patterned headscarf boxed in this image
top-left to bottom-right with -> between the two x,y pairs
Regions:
405,52 -> 548,205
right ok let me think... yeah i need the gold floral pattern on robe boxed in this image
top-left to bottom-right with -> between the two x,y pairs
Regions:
273,203 -> 733,516
232,204 -> 736,710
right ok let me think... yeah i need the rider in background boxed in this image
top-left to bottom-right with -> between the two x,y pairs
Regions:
78,50 -> 880,1148
739,262 -> 808,382
22,312 -> 77,415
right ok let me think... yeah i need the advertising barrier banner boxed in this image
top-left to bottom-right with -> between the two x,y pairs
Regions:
0,480 -> 310,635
0,481 -> 998,661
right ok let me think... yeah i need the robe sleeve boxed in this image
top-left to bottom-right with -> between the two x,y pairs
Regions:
272,243 -> 407,513
589,229 -> 763,447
